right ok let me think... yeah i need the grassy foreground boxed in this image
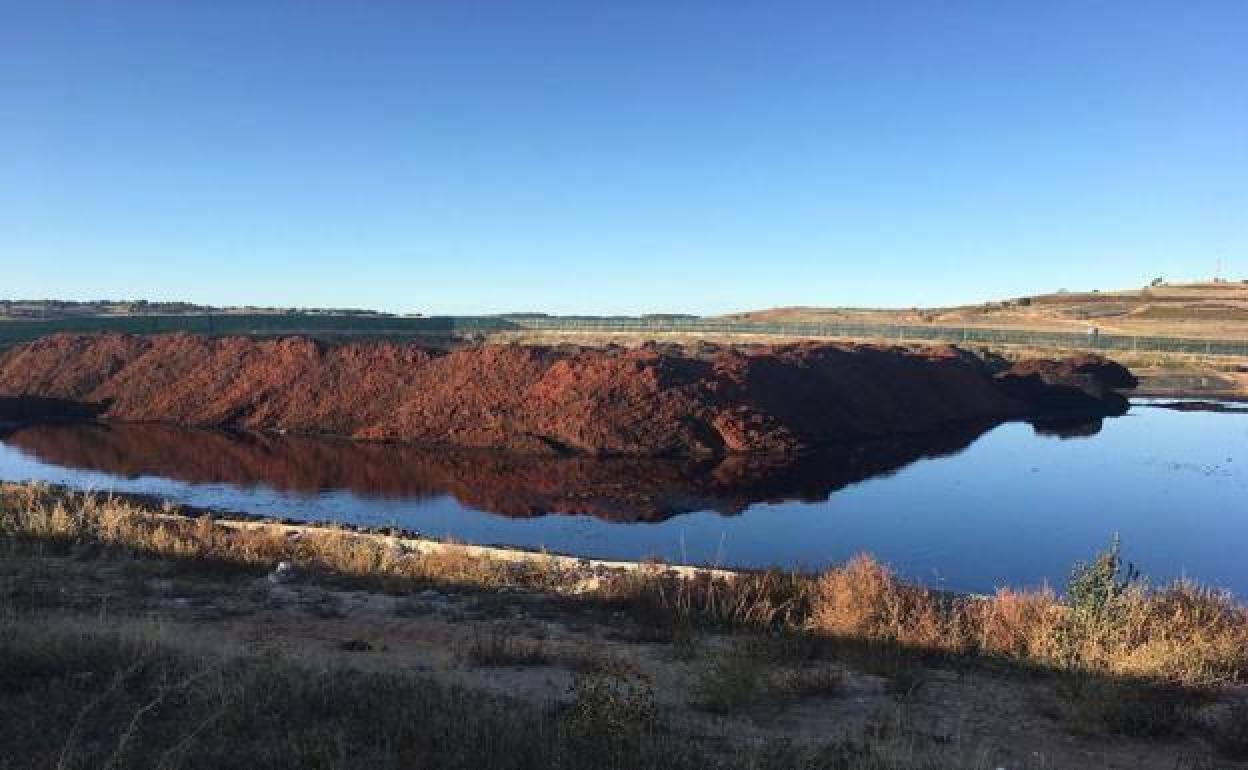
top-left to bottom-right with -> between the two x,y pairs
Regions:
3,482 -> 1248,768
5,483 -> 1244,686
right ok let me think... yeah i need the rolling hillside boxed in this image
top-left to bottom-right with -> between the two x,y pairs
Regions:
726,282 -> 1248,340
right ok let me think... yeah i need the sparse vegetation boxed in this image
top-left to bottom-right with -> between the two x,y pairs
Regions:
564,664 -> 658,752
1053,674 -> 1202,738
3,484 -> 1245,688
0,618 -> 714,770
806,547 -> 1248,687
463,625 -> 550,667
691,646 -> 765,713
1213,700 -> 1248,760
3,482 -> 1248,767
773,665 -> 846,698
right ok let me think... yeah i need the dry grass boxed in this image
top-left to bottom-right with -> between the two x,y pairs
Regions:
0,609 -> 972,769
463,625 -> 550,667
5,483 -> 1248,766
597,564 -> 810,631
807,553 -> 1248,687
4,483 -> 1247,689
0,483 -> 573,592
810,554 -> 948,650
691,646 -> 765,713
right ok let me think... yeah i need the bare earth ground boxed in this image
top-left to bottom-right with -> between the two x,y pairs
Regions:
6,540 -> 1243,770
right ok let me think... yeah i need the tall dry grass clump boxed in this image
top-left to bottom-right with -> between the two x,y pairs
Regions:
598,566 -> 809,630
972,586 -> 1065,661
1061,579 -> 1248,685
808,554 -> 947,650
0,483 -> 570,591
805,542 -> 1248,686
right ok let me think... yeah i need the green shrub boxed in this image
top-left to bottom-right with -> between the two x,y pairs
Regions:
1067,534 -> 1141,620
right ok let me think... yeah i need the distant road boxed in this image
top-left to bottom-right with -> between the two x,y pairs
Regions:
2,314 -> 1248,357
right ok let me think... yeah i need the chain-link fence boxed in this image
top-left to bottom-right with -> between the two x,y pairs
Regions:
502,317 -> 1248,356
0,315 -> 515,347
2,314 -> 1247,357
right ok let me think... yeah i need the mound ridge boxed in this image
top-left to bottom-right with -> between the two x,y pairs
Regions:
0,333 -> 1133,455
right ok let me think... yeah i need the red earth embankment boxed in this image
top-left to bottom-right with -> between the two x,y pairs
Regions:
0,333 -> 1134,455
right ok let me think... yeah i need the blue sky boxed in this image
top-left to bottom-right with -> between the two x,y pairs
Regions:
2,1 -> 1245,315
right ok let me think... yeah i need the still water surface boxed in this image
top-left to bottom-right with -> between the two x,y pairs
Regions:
1,401 -> 1244,596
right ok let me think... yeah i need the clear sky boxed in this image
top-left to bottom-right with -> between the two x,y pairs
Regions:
3,1 -> 1245,315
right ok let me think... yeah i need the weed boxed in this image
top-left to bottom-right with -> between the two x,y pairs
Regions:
809,555 -> 945,650
774,666 -> 845,698
741,630 -> 825,665
463,625 -> 549,667
392,598 -> 436,617
1054,675 -> 1202,737
665,623 -> 701,662
565,664 -> 657,745
692,645 -> 764,713
1068,534 -> 1142,618
1212,701 -> 1248,760
304,593 -> 348,619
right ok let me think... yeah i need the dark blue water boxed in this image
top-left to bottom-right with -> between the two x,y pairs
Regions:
1,400 -> 1244,596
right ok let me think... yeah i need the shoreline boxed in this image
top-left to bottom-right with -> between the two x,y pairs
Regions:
3,481 -> 1248,768
0,396 -> 1242,587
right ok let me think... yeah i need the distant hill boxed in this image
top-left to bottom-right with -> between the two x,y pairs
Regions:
0,299 -> 396,320
9,280 -> 1248,341
724,281 -> 1248,340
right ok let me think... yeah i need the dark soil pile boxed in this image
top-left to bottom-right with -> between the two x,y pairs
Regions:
0,333 -> 1133,455
996,353 -> 1136,413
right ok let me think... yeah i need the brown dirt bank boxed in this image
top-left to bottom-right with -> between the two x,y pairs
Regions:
0,333 -> 1134,456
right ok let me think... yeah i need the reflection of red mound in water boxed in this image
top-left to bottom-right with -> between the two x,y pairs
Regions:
6,422 -> 994,522
0,333 -> 1133,455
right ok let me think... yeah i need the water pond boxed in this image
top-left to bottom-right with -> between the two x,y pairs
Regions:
1,400 -> 1244,596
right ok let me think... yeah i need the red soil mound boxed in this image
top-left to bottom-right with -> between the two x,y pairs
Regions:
0,333 -> 1131,455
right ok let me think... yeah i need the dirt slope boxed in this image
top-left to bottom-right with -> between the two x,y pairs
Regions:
0,333 -> 1131,455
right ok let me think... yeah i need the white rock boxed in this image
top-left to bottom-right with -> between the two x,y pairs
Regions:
268,561 -> 296,584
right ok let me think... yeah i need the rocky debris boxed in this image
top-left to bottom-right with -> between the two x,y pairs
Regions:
0,333 -> 1136,456
268,561 -> 296,584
